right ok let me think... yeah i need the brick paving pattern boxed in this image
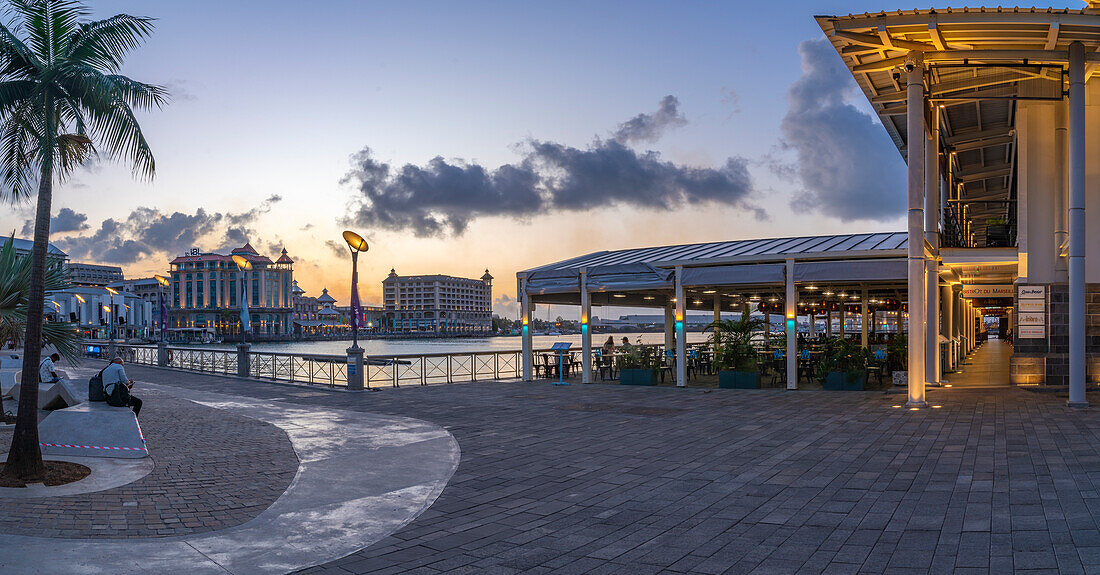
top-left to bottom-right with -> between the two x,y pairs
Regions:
0,387 -> 298,538
9,361 -> 1100,573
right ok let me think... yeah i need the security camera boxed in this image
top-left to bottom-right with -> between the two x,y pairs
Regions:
904,62 -> 916,72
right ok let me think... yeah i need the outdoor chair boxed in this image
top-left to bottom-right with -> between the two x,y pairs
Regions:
797,348 -> 814,384
659,350 -> 675,383
866,348 -> 888,386
769,349 -> 786,386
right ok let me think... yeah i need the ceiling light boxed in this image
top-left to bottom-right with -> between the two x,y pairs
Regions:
768,297 -> 778,302
612,294 -> 626,298
805,285 -> 818,291
693,299 -> 703,305
823,291 -> 834,296
702,290 -> 716,294
749,295 -> 760,301
643,296 -> 655,300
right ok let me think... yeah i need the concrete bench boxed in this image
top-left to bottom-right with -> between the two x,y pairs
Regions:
8,377 -> 82,411
38,401 -> 148,459
0,352 -> 21,370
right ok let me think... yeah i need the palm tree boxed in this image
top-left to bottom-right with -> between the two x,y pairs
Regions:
0,0 -> 165,480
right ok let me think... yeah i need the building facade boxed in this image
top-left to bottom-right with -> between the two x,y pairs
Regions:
382,269 -> 493,332
167,243 -> 294,336
68,262 -> 124,287
47,286 -> 153,341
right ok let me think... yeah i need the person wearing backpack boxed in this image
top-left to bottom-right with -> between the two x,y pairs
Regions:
102,357 -> 142,416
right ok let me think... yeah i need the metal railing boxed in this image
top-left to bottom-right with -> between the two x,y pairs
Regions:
109,344 -> 551,389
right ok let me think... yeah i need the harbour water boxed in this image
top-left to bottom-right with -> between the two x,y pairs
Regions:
191,332 -> 708,357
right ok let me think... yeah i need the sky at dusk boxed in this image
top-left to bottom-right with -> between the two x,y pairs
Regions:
0,1 -> 1083,319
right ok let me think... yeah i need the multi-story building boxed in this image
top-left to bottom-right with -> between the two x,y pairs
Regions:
67,262 -> 124,287
108,277 -> 170,335
382,269 -> 493,333
10,237 -> 67,261
47,286 -> 153,341
167,243 -> 294,337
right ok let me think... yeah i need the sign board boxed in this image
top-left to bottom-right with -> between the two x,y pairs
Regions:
1018,312 -> 1045,326
550,342 -> 573,351
1018,325 -> 1046,339
961,284 -> 1014,298
1018,285 -> 1046,299
1018,300 -> 1045,313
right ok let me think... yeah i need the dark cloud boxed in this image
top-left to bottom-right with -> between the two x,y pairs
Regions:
21,207 -> 89,235
324,239 -> 345,258
780,39 -> 905,221
56,196 -> 282,264
493,294 -> 519,318
343,97 -> 760,237
611,95 -> 688,144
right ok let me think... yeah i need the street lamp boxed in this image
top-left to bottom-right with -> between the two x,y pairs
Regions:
342,230 -> 369,350
155,275 -> 169,343
104,286 -> 119,357
342,231 -> 369,391
232,255 -> 253,343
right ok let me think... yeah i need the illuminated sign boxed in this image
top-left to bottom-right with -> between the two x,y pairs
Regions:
961,285 -> 1014,298
1018,300 -> 1044,313
1018,312 -> 1045,326
1018,325 -> 1045,339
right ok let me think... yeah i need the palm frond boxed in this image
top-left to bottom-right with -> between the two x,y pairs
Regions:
68,13 -> 155,72
0,235 -> 82,362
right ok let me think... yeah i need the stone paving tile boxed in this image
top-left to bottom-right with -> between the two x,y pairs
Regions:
0,383 -> 297,538
50,363 -> 1100,573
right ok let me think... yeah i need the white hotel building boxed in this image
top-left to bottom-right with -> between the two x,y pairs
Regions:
383,269 -> 493,333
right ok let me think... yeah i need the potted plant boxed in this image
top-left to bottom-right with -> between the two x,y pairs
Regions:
887,334 -> 907,387
618,337 -> 659,386
816,337 -> 870,390
706,315 -> 768,389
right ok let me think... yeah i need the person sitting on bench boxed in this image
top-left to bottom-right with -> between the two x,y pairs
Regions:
39,353 -> 61,383
102,357 -> 142,416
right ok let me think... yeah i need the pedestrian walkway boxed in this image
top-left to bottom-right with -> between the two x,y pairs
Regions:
6,362 -> 1100,574
946,338 -> 1013,388
0,365 -> 459,575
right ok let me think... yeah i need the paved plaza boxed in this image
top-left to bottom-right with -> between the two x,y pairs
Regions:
4,352 -> 1100,574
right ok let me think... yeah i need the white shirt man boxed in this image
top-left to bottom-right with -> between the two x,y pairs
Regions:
39,353 -> 61,383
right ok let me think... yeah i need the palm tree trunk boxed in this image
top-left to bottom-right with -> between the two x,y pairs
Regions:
3,164 -> 52,480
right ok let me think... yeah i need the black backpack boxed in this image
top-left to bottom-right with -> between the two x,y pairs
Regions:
88,365 -> 108,402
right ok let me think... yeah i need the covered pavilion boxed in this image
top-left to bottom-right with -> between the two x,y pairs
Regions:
817,4 -> 1100,405
517,232 -> 983,389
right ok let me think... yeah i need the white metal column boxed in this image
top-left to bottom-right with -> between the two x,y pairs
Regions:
1056,99 -> 1069,279
520,276 -> 532,381
786,259 -> 797,390
926,104 -> 941,386
1068,41 -> 1088,408
580,269 -> 591,384
675,266 -> 686,387
860,285 -> 869,348
941,284 -> 954,372
664,304 -> 674,351
906,50 -> 927,407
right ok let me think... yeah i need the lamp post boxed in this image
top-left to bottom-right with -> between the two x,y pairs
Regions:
154,275 -> 170,366
105,286 -> 119,359
342,230 -> 369,390
232,255 -> 253,377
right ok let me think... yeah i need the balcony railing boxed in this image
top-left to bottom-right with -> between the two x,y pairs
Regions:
109,344 -> 551,388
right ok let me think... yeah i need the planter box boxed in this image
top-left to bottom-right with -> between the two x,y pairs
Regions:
619,368 -> 658,386
892,371 -> 907,387
823,371 -> 865,391
718,371 -> 760,389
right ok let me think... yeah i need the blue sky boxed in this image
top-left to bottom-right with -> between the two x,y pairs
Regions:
0,2 -> 1082,316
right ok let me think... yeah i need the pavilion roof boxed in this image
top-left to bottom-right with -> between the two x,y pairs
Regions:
815,7 -> 1100,238
520,232 -> 907,275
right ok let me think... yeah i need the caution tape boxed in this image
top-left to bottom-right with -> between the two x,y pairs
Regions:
40,442 -> 148,452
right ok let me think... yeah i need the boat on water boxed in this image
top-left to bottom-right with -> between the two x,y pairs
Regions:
545,330 -> 563,336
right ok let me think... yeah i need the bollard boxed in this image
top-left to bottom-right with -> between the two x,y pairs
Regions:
157,341 -> 168,367
346,347 -> 365,391
237,343 -> 251,378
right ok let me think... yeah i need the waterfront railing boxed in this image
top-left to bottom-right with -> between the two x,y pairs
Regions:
109,344 -> 552,388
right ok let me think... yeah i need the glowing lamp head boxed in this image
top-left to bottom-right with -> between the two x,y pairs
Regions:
75,294 -> 85,304
232,255 -> 253,271
102,305 -> 110,313
104,286 -> 119,295
342,230 -> 369,252
155,275 -> 170,287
